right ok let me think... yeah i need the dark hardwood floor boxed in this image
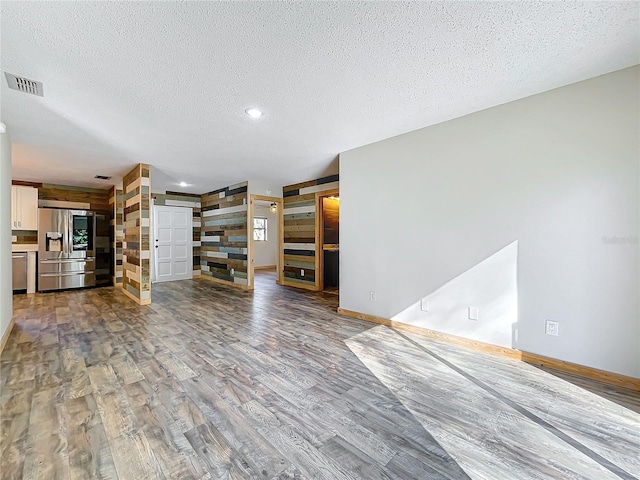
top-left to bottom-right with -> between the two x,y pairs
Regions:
1,271 -> 638,479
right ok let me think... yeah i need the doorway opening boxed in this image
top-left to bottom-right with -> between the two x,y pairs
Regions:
248,195 -> 283,290
152,204 -> 193,283
318,190 -> 339,295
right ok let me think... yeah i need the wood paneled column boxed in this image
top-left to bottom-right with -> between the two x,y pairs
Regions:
122,164 -> 151,305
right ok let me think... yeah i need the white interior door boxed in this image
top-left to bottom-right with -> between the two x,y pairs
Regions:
153,205 -> 192,282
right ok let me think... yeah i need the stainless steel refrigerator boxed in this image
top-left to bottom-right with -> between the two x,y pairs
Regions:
38,208 -> 96,291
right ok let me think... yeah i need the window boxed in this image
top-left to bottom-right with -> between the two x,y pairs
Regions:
253,217 -> 268,241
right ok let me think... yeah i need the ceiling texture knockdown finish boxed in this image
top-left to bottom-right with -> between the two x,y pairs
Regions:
1,1 -> 638,193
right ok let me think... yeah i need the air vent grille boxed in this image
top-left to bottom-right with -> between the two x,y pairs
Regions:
94,175 -> 112,180
5,72 -> 44,97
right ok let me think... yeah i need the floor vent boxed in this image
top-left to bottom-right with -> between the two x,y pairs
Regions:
5,72 -> 44,97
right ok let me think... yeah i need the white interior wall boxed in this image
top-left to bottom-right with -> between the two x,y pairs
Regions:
340,66 -> 640,378
0,128 -> 13,345
249,181 -> 283,198
254,205 -> 278,267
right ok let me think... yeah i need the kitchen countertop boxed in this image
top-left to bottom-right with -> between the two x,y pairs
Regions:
12,244 -> 38,252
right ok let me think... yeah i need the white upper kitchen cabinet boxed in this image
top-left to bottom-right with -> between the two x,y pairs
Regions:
11,185 -> 38,230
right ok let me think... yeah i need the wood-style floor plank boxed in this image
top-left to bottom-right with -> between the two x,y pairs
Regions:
2,271 -> 638,479
66,394 -> 118,480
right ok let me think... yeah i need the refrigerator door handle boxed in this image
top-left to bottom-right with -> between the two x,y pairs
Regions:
64,211 -> 71,255
40,258 -> 95,264
41,272 -> 95,277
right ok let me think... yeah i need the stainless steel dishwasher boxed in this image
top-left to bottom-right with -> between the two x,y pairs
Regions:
12,252 -> 27,292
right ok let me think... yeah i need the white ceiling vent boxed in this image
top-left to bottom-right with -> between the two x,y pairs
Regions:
5,72 -> 43,97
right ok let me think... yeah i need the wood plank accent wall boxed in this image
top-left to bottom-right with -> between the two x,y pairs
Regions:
39,184 -> 111,212
109,187 -> 124,286
122,164 -> 151,305
282,174 -> 339,290
11,180 -> 42,188
200,182 -> 249,287
152,191 -> 202,276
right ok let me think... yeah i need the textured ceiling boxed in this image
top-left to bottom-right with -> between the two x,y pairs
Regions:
1,1 -> 638,193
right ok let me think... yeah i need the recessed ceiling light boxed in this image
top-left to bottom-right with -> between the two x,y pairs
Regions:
179,182 -> 188,187
245,108 -> 263,119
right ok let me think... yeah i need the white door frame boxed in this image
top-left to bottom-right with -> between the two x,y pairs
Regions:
152,204 -> 193,283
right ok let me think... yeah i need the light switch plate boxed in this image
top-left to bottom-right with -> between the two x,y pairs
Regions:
468,307 -> 479,321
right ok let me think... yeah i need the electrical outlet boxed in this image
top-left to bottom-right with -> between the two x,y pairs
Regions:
468,307 -> 479,321
369,291 -> 376,302
301,269 -> 304,277
420,298 -> 430,312
545,320 -> 559,336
